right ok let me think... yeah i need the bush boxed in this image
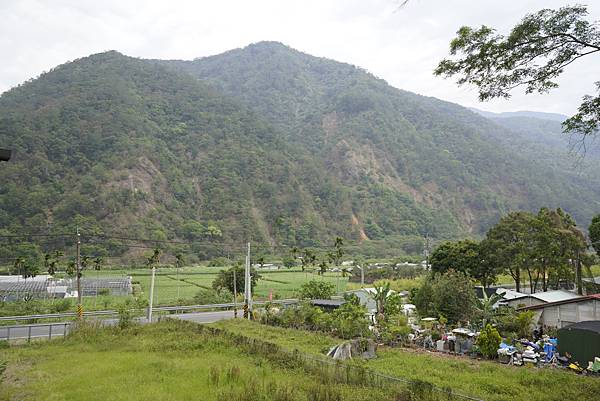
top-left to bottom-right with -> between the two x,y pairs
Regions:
330,302 -> 371,339
495,308 -> 534,338
477,324 -> 502,359
194,288 -> 233,305
117,300 -> 134,329
298,280 -> 335,299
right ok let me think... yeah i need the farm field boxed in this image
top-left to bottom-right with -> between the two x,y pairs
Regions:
0,266 -> 350,318
0,320 -> 403,401
107,266 -> 348,303
211,319 -> 600,401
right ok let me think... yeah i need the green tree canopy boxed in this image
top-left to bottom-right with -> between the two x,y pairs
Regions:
435,5 -> 600,143
413,270 -> 476,324
298,280 -> 335,300
590,215 -> 600,255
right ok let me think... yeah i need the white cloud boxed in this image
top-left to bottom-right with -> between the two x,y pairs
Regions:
1,0 -> 598,115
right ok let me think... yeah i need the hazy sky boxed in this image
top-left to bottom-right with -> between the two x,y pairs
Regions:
1,0 -> 598,115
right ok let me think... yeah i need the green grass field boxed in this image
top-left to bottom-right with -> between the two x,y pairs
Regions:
211,319 -> 600,401
0,267 -> 350,319
0,320 -> 408,401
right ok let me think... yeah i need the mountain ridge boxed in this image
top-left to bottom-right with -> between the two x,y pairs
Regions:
1,42 -> 599,261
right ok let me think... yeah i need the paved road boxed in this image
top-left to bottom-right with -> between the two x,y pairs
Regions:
0,310 -> 237,341
169,310 -> 235,324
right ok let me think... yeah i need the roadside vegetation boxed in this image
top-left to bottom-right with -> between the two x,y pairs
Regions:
1,319 -> 452,401
213,319 -> 600,401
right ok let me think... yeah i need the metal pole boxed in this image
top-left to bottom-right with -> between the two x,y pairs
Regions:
148,266 -> 156,322
28,325 -> 31,342
232,261 -> 238,318
49,324 -> 53,340
247,242 -> 252,319
76,227 -> 83,319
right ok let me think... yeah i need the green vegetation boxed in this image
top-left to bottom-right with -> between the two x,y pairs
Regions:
298,280 -> 335,299
435,4 -> 600,140
413,270 -> 476,324
213,319 -> 600,401
430,207 -> 594,294
2,41 -> 600,266
590,214 -> 600,254
0,320 -> 412,401
0,265 -> 351,319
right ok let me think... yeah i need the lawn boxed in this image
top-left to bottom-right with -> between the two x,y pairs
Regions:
0,320 -> 406,401
211,319 -> 600,401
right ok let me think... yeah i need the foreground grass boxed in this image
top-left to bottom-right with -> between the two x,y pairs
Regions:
212,319 -> 600,401
0,320 -> 398,401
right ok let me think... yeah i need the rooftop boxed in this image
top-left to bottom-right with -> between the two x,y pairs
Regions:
519,294 -> 600,311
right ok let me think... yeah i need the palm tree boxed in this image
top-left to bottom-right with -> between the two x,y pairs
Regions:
290,246 -> 299,261
370,282 -> 392,322
475,292 -> 502,328
301,249 -> 315,272
318,260 -> 328,276
333,237 -> 344,267
92,256 -> 104,306
12,257 -> 25,276
93,257 -> 103,271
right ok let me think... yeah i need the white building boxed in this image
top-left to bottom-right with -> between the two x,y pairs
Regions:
519,294 -> 600,328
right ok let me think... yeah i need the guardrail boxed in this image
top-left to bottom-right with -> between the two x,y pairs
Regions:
0,322 -> 72,342
0,299 -> 299,322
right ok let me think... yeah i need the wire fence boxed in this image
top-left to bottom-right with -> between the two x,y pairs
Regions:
198,325 -> 485,401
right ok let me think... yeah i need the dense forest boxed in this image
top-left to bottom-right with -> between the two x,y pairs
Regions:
1,42 -> 599,263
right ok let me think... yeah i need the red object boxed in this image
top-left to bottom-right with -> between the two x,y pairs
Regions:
269,289 -> 273,301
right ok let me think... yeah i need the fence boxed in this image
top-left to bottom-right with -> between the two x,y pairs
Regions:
0,299 -> 299,323
0,322 -> 72,342
198,325 -> 485,401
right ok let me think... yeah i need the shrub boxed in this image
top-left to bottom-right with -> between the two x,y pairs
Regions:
495,308 -> 534,338
330,302 -> 371,339
298,280 -> 335,299
477,324 -> 502,359
194,288 -> 233,305
117,300 -> 134,329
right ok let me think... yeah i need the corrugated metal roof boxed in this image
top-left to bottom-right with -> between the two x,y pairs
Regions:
530,290 -> 579,303
519,294 -> 600,311
496,288 -> 527,300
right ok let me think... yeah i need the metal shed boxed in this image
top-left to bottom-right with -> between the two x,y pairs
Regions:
557,321 -> 600,366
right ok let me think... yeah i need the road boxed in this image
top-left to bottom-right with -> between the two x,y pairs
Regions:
0,310 -> 236,341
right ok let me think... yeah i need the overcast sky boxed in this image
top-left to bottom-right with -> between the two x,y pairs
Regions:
1,0 -> 598,115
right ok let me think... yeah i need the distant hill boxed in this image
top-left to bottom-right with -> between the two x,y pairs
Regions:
469,108 -> 568,122
1,42 -> 599,262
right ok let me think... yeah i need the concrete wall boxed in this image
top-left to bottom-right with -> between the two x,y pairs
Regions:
539,300 -> 600,328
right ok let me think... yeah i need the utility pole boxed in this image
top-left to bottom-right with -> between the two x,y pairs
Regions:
243,242 -> 252,320
248,242 -> 252,318
424,233 -> 431,270
232,256 -> 238,318
148,265 -> 156,322
76,227 -> 83,319
360,265 -> 364,288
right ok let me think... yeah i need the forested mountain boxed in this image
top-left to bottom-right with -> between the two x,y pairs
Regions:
470,108 -> 567,122
160,42 -> 600,230
1,42 -> 599,262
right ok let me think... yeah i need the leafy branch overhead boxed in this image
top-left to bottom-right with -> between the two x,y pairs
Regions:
435,5 -> 600,137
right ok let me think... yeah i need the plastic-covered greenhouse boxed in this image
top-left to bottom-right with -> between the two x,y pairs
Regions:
557,321 -> 600,366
